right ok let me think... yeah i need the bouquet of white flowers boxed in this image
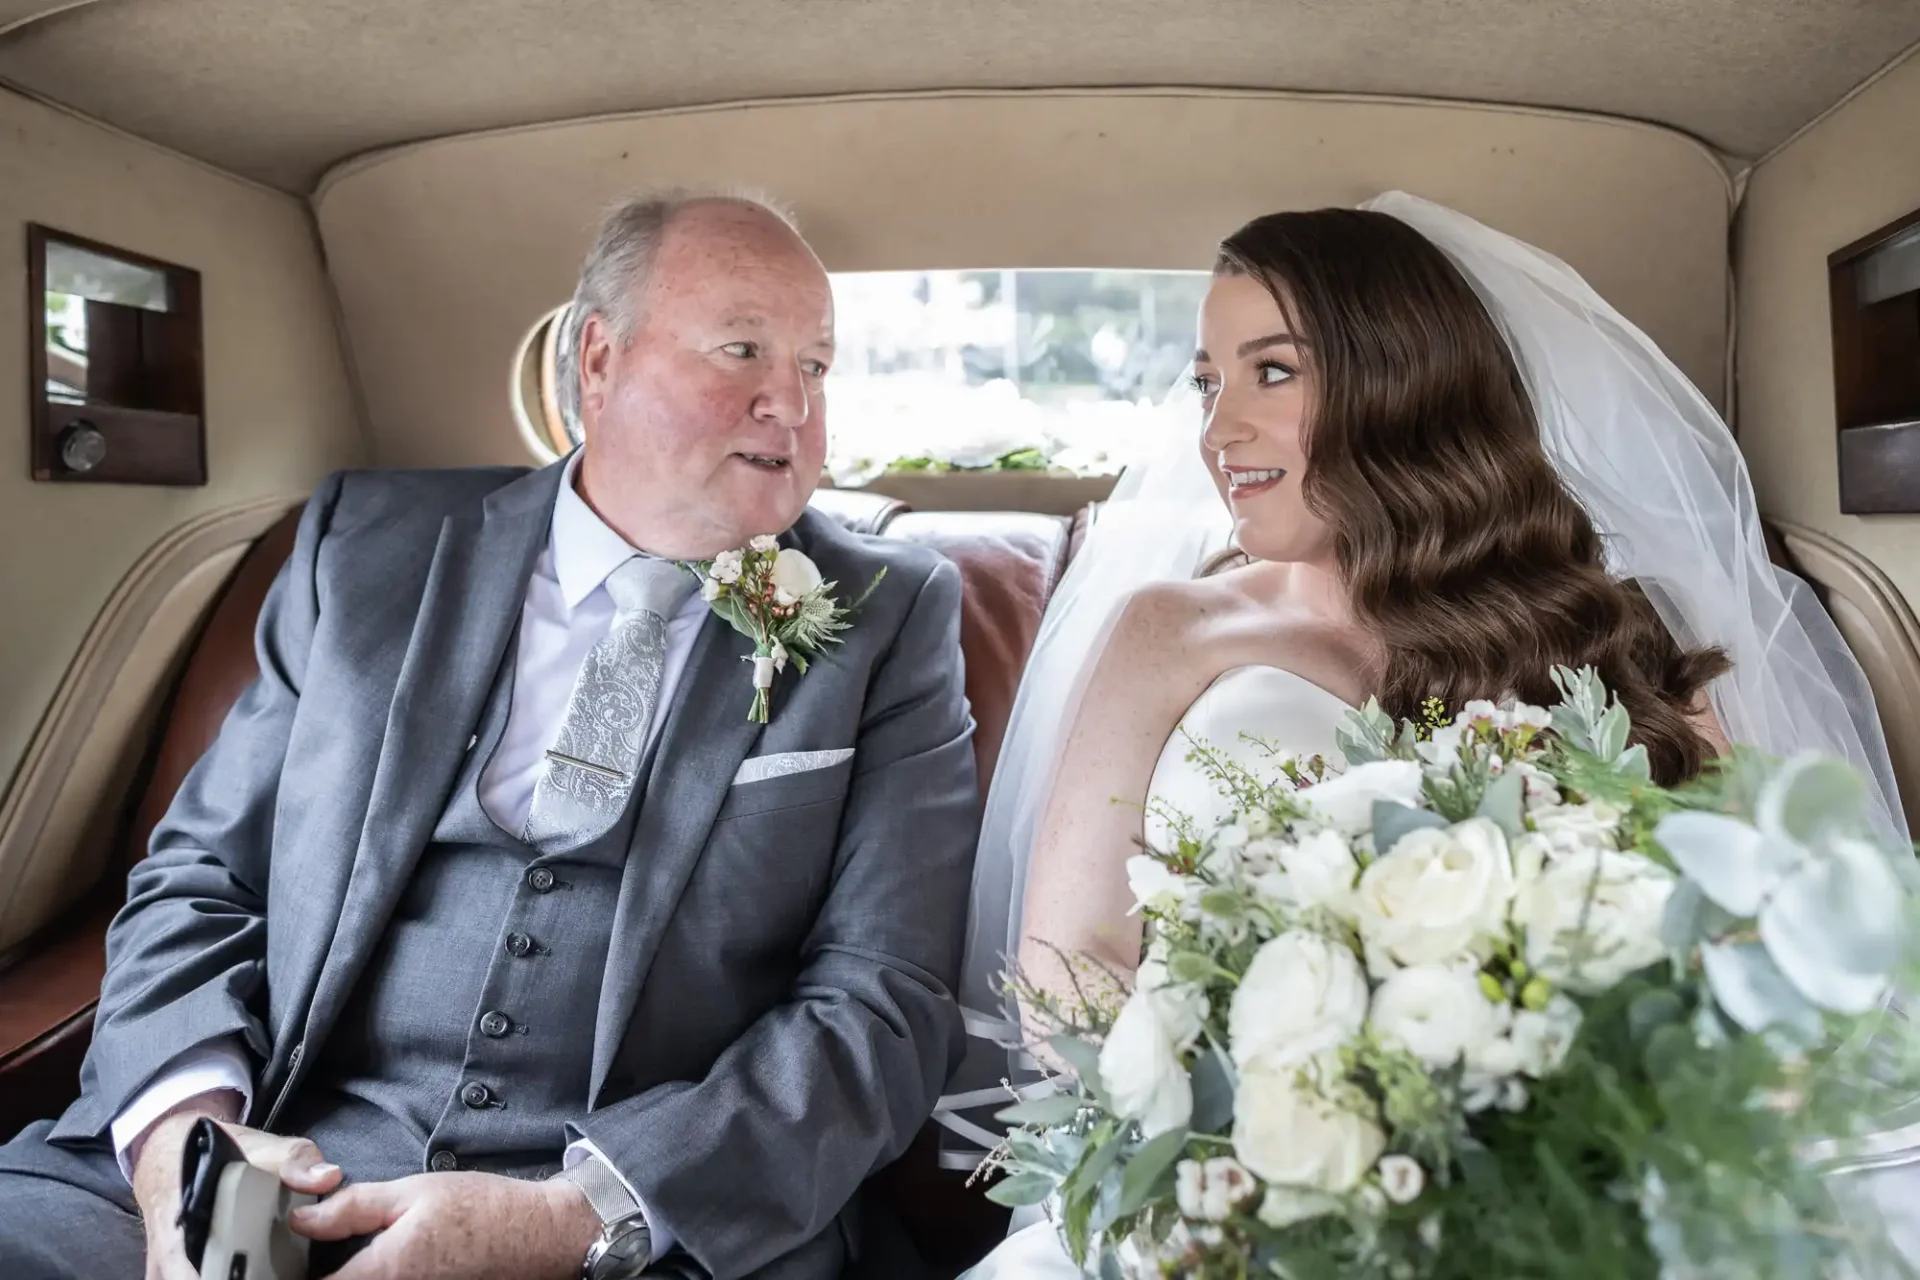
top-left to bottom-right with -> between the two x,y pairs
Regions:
987,666 -> 1920,1278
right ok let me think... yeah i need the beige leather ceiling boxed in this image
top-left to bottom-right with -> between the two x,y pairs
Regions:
1,0 -> 1916,191
1736,48 -> 1920,614
0,87 -> 365,807
315,91 -> 1733,472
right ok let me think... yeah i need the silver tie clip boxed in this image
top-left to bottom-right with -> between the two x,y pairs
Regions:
544,749 -> 630,783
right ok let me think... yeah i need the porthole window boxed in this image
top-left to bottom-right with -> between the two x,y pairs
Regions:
510,302 -> 575,464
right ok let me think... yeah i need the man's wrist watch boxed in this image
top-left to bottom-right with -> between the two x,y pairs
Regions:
557,1157 -> 653,1280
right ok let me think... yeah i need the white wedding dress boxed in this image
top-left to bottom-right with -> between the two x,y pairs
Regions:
964,663 -> 1354,1279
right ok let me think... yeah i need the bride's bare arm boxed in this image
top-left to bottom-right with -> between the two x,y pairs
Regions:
1015,584 -> 1214,1035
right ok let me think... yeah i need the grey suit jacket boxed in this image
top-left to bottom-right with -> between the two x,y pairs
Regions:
51,461 -> 981,1279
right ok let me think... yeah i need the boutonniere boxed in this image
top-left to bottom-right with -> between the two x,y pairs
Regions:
686,535 -> 886,722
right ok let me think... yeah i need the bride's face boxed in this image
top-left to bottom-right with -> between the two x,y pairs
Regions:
1193,272 -> 1330,565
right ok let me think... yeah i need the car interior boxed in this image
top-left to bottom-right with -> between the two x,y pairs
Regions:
1,2 -> 1919,1273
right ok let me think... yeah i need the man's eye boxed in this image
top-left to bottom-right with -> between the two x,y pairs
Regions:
721,342 -> 756,358
803,360 -> 830,378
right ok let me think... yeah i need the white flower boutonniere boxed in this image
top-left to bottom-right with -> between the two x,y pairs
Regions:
686,534 -> 885,722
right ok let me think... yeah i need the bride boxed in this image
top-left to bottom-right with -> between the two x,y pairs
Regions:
936,192 -> 1915,1277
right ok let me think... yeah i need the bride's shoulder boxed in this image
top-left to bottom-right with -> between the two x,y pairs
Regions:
1107,574 -> 1241,659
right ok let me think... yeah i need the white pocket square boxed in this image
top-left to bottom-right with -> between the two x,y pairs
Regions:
731,748 -> 855,786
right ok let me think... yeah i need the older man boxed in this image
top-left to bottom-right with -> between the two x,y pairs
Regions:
0,192 -> 979,1280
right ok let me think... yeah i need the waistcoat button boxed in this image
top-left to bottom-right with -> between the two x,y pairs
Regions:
527,867 -> 556,893
461,1081 -> 493,1109
429,1150 -> 459,1172
505,932 -> 534,958
480,1010 -> 511,1038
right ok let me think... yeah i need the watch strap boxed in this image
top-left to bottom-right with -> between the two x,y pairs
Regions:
557,1154 -> 641,1226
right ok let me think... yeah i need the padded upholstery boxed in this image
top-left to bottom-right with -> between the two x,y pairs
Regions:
0,507 -> 305,1141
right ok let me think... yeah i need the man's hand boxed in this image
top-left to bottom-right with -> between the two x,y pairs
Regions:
289,1170 -> 601,1280
132,1097 -> 344,1280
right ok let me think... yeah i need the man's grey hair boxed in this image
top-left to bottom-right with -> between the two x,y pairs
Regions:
554,186 -> 801,440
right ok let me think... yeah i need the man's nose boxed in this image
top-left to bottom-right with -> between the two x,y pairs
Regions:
753,359 -> 811,429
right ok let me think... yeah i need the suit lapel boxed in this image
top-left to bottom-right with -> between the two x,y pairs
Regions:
591,610 -> 764,1101
301,464 -> 563,1051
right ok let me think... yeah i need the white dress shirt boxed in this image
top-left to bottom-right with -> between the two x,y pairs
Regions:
112,453 -> 702,1257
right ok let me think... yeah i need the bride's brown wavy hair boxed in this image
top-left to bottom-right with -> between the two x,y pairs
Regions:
1216,208 -> 1728,784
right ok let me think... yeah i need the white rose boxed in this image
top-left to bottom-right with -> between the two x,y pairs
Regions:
1513,760 -> 1562,811
1256,829 -> 1361,921
699,577 -> 723,602
1099,987 -> 1193,1137
1368,964 -> 1507,1069
1137,957 -> 1208,1051
1515,846 -> 1674,993
1420,723 -> 1466,771
1501,993 -> 1583,1077
1354,818 -> 1516,971
1127,855 -> 1190,915
1229,930 -> 1370,1071
769,547 -> 823,602
1459,699 -> 1501,725
1507,703 -> 1553,732
1176,1157 -> 1257,1222
710,549 -> 744,584
1529,800 -> 1625,861
748,534 -> 780,554
1296,760 -> 1425,835
1258,1186 -> 1343,1229
1233,1063 -> 1385,1192
1377,1154 -> 1426,1205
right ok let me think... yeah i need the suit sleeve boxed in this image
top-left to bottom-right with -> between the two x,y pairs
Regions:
68,475 -> 342,1135
569,556 -> 980,1279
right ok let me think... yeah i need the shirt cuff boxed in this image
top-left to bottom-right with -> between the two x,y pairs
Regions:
109,1037 -> 254,1183
562,1138 -> 676,1262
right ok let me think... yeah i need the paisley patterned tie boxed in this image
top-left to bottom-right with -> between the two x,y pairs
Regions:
522,556 -> 697,850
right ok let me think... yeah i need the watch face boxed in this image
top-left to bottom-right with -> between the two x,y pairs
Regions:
589,1220 -> 653,1280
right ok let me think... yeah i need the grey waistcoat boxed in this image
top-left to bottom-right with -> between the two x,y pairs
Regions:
282,646 -> 647,1183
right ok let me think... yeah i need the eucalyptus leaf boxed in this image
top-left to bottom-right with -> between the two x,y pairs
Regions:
1336,699 -> 1399,765
1699,940 -> 1823,1038
1168,950 -> 1216,986
1628,988 -> 1686,1044
1068,1121 -> 1125,1204
1048,1035 -> 1104,1086
1008,1127 -> 1068,1175
1759,838 -> 1903,1014
985,1172 -> 1058,1207
997,1094 -> 1085,1127
1654,811 -> 1788,915
1615,743 -> 1652,783
1115,1128 -> 1189,1218
1372,800 -> 1448,855
1643,1023 -> 1696,1079
1597,703 -> 1632,762
1198,888 -> 1244,919
1100,1252 -> 1126,1280
1690,997 -> 1732,1048
1475,771 -> 1526,839
1658,878 -> 1708,953
1762,755 -> 1868,845
1189,1046 -> 1237,1133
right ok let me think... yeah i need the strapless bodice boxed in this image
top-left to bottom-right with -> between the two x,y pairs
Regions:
1143,665 -> 1357,847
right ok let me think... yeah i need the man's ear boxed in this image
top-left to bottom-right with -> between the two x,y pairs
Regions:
577,312 -> 617,421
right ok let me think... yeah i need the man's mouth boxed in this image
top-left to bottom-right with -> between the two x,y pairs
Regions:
734,453 -> 791,472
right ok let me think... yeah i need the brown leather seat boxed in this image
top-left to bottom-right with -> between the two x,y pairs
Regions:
0,483 -> 1082,1272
